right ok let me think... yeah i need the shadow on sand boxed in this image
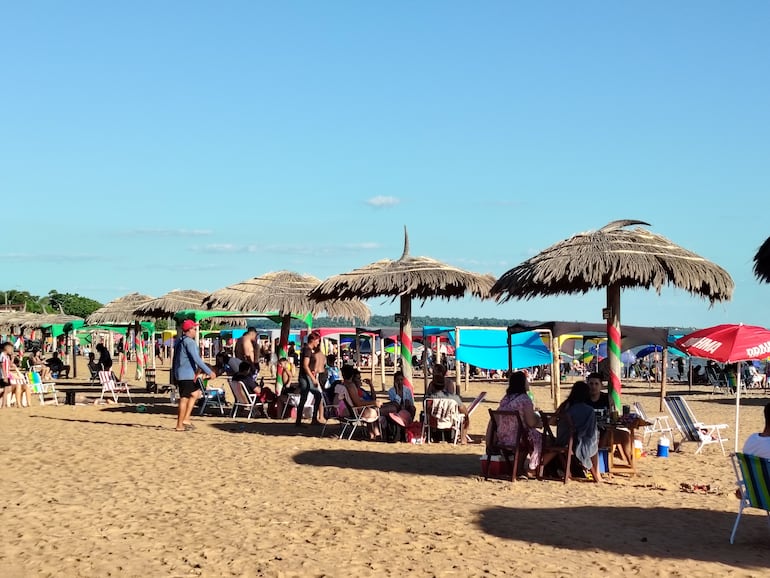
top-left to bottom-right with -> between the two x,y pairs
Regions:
477,505 -> 770,566
291,447 -> 479,478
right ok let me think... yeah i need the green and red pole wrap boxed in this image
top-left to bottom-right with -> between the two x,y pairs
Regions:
401,331 -> 413,392
607,323 -> 622,412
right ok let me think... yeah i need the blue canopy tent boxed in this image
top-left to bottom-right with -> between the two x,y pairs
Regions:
448,328 -> 552,371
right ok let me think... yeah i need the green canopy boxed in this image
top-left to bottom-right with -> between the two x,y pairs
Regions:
41,320 -> 85,338
174,309 -> 313,327
65,321 -> 156,335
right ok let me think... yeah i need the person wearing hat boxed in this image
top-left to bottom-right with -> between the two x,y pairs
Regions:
172,320 -> 216,431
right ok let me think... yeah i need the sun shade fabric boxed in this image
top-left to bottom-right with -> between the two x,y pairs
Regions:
448,329 -> 552,370
509,321 -> 670,350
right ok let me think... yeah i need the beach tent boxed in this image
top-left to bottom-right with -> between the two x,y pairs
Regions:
448,328 -> 551,371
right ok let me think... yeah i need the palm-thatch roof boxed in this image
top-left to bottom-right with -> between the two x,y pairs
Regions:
85,293 -> 155,325
0,312 -> 83,331
133,289 -> 208,319
309,229 -> 495,302
752,236 -> 770,283
491,220 -> 734,304
203,271 -> 371,323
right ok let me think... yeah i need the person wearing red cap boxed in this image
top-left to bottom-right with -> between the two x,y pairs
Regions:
172,320 -> 216,431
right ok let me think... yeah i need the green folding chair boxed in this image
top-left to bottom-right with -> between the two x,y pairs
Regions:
730,452 -> 770,544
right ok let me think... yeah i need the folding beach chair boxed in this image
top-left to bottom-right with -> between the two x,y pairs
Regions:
422,397 -> 462,443
633,401 -> 674,447
663,395 -> 728,455
98,370 -> 132,403
229,379 -> 264,420
29,370 -> 58,405
281,391 -> 315,420
485,409 -> 526,482
198,378 -> 226,416
730,453 -> 770,544
707,365 -> 730,395
338,398 -> 378,440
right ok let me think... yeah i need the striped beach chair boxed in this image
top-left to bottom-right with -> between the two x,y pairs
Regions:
663,395 -> 728,455
730,453 -> 770,544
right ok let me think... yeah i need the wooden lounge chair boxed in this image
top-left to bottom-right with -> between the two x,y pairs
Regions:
664,395 -> 728,455
730,452 -> 770,544
485,409 -> 525,482
538,411 -> 574,484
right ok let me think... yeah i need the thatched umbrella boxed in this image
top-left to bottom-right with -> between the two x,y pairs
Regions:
86,293 -> 154,380
203,271 -> 371,393
133,289 -> 208,319
86,293 -> 154,324
752,237 -> 770,283
309,228 -> 495,392
492,219 -> 734,410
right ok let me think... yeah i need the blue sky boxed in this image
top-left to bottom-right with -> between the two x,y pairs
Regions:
3,2 -> 769,328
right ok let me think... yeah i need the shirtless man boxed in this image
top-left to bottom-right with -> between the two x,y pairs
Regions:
312,339 -> 328,389
234,327 -> 259,373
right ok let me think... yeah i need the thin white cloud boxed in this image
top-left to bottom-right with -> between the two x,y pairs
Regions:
127,228 -> 213,237
0,253 -> 105,262
196,242 -> 382,256
366,196 -> 400,208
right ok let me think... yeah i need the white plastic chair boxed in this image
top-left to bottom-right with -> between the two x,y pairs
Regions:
229,379 -> 260,420
633,401 -> 673,447
98,371 -> 132,403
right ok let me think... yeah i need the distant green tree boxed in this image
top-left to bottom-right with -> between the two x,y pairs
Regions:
47,291 -> 103,318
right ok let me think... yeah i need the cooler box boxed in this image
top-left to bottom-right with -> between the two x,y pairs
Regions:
480,455 -> 512,479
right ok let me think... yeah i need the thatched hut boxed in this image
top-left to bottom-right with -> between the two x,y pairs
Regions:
86,293 -> 154,325
309,228 -> 495,392
133,289 -> 208,319
492,219 -> 734,409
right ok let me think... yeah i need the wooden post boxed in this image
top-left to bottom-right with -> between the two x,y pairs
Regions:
380,335 -> 386,391
551,332 -> 561,410
660,347 -> 668,412
370,335 -> 375,388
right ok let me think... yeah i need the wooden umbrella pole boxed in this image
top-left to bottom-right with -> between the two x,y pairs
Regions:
400,295 -> 414,393
380,336 -> 386,391
606,283 -> 622,413
276,314 -> 291,396
660,347 -> 668,412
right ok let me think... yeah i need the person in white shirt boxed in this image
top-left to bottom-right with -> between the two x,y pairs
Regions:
742,402 -> 770,459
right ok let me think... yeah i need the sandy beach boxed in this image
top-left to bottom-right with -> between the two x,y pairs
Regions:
1,357 -> 769,577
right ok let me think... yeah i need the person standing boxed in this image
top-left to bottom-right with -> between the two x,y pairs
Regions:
96,343 -> 113,371
296,331 -> 323,427
172,320 -> 216,432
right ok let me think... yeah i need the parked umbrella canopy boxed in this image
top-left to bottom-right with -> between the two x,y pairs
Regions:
86,293 -> 155,325
133,289 -> 208,319
203,271 -> 371,395
492,219 -> 734,410
203,271 -> 370,322
309,227 -> 495,392
752,236 -> 770,283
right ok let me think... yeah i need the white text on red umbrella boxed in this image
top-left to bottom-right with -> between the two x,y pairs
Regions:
682,337 -> 722,354
746,341 -> 770,358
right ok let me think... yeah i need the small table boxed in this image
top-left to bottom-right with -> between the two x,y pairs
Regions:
600,417 -> 651,477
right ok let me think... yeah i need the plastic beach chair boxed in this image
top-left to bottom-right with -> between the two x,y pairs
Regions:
730,453 -> 770,544
663,395 -> 728,455
633,401 -> 673,447
229,379 -> 260,420
98,370 -> 132,403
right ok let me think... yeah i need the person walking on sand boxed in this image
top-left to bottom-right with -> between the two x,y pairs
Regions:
172,320 -> 216,431
296,331 -> 324,427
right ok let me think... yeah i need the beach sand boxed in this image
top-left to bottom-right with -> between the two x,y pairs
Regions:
1,357 -> 769,577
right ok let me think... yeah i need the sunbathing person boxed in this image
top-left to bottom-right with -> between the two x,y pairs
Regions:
31,348 -> 52,380
485,370 -> 543,478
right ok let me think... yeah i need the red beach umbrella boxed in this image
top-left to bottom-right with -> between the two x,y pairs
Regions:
675,323 -> 770,451
674,324 -> 770,364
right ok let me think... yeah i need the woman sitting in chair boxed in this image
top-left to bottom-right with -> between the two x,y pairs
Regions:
543,381 -> 602,483
334,365 -> 381,439
485,371 -> 542,478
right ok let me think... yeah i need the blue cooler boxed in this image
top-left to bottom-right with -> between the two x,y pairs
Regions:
657,436 -> 670,458
598,448 -> 609,473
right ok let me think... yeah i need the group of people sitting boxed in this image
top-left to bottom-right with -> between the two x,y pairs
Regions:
485,371 -> 627,483
0,342 -> 72,408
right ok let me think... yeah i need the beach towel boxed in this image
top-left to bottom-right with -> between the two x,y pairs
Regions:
430,397 -> 457,429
